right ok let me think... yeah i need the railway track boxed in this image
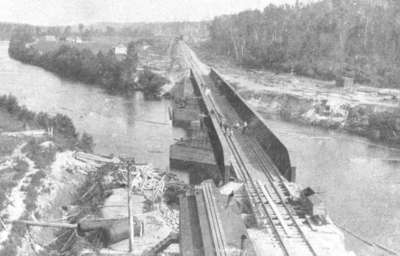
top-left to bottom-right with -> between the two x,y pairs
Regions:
182,41 -> 318,255
201,182 -> 229,256
243,136 -> 318,256
210,94 -> 318,256
197,76 -> 317,256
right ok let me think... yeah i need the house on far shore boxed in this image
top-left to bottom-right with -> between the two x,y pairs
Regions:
75,36 -> 83,44
66,36 -> 83,44
44,35 -> 57,42
115,43 -> 128,55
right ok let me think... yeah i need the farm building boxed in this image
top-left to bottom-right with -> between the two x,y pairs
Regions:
114,43 -> 128,55
44,35 -> 57,42
66,36 -> 83,44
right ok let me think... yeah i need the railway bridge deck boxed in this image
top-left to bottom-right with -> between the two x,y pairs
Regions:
175,41 -> 353,256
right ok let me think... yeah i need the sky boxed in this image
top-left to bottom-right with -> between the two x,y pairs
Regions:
0,0 -> 318,26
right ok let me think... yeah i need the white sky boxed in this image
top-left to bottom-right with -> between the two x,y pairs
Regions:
0,0 -> 318,26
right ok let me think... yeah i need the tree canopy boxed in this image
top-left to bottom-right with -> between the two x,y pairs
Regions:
8,30 -> 167,98
208,0 -> 400,87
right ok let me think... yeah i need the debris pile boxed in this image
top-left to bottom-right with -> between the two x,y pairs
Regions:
109,164 -> 165,202
158,203 -> 179,232
49,158 -> 185,255
1,153 -> 187,255
109,162 -> 186,205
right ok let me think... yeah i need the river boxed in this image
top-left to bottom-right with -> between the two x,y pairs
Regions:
264,119 -> 400,255
0,41 -> 399,255
0,41 -> 186,169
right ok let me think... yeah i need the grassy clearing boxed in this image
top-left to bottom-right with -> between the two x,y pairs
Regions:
32,35 -> 170,55
33,36 -> 140,55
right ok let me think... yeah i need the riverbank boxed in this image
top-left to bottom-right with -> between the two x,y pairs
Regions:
0,95 -> 97,255
8,33 -> 169,98
185,42 -> 400,256
6,155 -> 184,255
194,45 -> 400,147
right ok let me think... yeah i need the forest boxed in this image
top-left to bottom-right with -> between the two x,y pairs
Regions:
8,28 -> 168,97
208,0 -> 400,87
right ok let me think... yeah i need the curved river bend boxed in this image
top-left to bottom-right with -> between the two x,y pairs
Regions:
0,41 -> 399,255
0,41 -> 185,169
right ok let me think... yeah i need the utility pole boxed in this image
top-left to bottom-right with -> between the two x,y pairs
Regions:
126,158 -> 136,252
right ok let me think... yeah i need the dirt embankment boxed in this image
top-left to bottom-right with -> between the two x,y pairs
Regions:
195,47 -> 400,146
0,98 -> 97,255
236,78 -> 400,145
1,153 -> 185,256
0,145 -> 98,255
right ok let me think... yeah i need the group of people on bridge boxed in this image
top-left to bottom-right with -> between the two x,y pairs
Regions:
220,118 -> 247,137
201,84 -> 248,137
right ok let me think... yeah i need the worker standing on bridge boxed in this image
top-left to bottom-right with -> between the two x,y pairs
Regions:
199,113 -> 207,130
205,87 -> 211,97
242,121 -> 248,134
224,123 -> 229,134
222,118 -> 228,133
227,126 -> 233,137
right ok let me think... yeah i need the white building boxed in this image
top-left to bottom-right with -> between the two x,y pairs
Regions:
44,35 -> 57,42
66,36 -> 83,44
75,36 -> 83,44
114,44 -> 128,55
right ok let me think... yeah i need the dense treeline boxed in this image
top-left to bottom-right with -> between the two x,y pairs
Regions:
0,21 -> 208,42
0,94 -> 93,151
208,0 -> 400,87
0,23 -> 31,40
8,29 -> 167,96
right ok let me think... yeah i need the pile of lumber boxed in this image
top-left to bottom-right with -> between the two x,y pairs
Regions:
111,164 -> 168,202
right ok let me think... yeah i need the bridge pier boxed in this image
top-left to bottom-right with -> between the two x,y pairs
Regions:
169,76 -> 226,184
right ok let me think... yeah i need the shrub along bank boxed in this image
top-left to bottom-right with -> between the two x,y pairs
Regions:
0,94 -> 93,151
8,29 -> 168,98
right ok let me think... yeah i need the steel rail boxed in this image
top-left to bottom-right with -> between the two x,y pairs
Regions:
202,183 -> 226,256
199,80 -> 292,255
246,137 -> 318,256
224,132 -> 291,256
204,183 -> 228,256
187,47 -> 315,256
205,61 -> 317,255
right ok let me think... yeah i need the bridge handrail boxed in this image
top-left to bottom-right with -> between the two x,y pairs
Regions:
189,68 -> 234,181
209,67 -> 293,181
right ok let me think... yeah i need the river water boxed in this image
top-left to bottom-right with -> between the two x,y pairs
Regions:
0,41 -> 185,169
264,119 -> 400,255
0,41 -> 399,255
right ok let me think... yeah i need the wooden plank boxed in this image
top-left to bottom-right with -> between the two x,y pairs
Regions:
5,220 -> 77,229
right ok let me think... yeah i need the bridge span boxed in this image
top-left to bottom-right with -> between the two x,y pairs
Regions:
174,41 -> 353,256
